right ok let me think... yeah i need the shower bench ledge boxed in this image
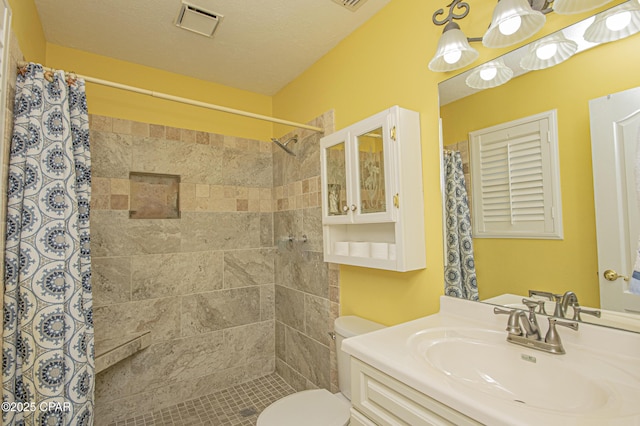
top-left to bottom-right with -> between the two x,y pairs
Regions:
95,331 -> 151,373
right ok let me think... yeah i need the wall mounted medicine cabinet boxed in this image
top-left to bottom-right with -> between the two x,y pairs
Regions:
320,106 -> 426,271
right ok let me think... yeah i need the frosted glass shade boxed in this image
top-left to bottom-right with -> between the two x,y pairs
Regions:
465,59 -> 513,89
429,25 -> 479,72
520,32 -> 578,70
584,1 -> 640,43
553,0 -> 613,15
483,0 -> 546,48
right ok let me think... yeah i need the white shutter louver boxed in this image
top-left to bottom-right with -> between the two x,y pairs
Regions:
470,110 -> 563,239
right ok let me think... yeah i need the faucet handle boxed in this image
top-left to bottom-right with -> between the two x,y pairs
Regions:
528,290 -> 555,301
522,298 -> 547,315
493,307 -> 522,335
544,318 -> 578,354
572,306 -> 601,321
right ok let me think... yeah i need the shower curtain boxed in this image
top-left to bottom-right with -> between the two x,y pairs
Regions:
443,150 -> 479,301
2,64 -> 94,425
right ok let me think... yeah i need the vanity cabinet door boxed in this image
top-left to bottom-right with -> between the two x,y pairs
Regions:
349,114 -> 396,224
351,359 -> 482,426
321,132 -> 352,224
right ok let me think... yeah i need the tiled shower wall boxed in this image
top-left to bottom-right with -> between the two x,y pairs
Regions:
272,112 -> 343,394
90,116 -> 277,425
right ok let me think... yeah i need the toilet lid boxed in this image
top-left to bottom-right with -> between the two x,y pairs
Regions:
257,389 -> 350,426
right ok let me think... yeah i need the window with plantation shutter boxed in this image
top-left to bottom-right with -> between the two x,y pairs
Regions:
469,110 -> 563,239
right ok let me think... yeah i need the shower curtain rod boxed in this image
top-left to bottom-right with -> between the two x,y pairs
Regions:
17,61 -> 324,133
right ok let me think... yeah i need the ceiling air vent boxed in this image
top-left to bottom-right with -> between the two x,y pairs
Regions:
332,0 -> 370,12
175,2 -> 224,37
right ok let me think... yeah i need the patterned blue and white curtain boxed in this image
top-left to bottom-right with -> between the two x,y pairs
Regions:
444,150 -> 479,301
3,63 -> 94,425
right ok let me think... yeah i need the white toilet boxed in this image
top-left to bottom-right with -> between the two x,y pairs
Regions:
257,316 -> 385,426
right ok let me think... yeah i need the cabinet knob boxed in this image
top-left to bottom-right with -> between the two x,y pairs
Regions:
350,204 -> 357,212
342,205 -> 349,212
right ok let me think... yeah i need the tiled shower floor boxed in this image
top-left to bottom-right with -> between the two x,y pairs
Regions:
108,373 -> 296,426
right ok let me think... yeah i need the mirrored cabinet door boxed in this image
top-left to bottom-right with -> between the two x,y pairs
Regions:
356,127 -> 387,215
325,140 -> 349,218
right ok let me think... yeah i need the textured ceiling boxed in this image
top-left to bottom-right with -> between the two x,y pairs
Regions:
34,0 -> 390,95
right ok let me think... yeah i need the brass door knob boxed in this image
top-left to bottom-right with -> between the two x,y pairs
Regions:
603,269 -> 630,282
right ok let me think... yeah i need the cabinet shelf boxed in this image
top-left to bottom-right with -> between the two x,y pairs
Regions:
320,106 -> 425,271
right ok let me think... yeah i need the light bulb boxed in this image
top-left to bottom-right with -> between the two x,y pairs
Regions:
499,15 -> 522,36
443,50 -> 462,64
480,67 -> 498,81
606,11 -> 631,31
536,43 -> 558,60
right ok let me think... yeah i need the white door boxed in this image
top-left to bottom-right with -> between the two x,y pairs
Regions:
590,86 -> 640,314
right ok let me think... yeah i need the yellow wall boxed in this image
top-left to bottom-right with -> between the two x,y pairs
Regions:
7,0 -> 46,63
441,33 -> 640,308
10,0 -> 633,325
273,0 -> 630,325
45,44 -> 274,141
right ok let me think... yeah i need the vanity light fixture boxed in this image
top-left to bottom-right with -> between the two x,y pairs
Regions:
482,0 -> 547,48
428,21 -> 480,72
520,31 -> 578,70
465,58 -> 513,89
428,0 -> 616,72
583,0 -> 640,42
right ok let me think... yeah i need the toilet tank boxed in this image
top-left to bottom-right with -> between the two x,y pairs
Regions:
334,316 -> 385,400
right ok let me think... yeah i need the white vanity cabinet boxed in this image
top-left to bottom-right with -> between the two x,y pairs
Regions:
350,358 -> 481,426
320,106 -> 425,271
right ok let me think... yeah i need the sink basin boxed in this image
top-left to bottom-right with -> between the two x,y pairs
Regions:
408,328 -> 615,413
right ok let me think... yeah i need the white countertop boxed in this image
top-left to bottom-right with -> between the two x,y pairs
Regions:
342,296 -> 640,426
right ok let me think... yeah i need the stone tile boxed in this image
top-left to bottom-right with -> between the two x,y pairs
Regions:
260,213 -> 273,248
274,210 -> 303,245
128,218 -> 181,254
92,257 -> 131,308
95,331 -> 226,402
110,178 -> 130,195
223,248 -> 274,288
181,287 -> 261,336
131,251 -> 223,300
179,212 -> 260,252
166,126 -> 181,141
223,148 -> 272,187
131,121 -> 149,137
91,131 -> 132,178
302,207 -> 323,252
284,327 -> 330,389
91,210 -> 133,257
131,136 -> 170,174
291,251 -> 329,298
260,284 -> 275,321
96,358 -> 277,425
305,294 -> 331,346
195,131 -> 209,145
149,124 -> 165,138
275,358 -> 308,393
110,194 -> 128,210
224,321 -> 274,367
275,285 -> 304,332
91,115 -> 112,132
93,297 -> 181,345
275,321 -> 285,359
176,143 -> 223,185
113,118 -> 132,134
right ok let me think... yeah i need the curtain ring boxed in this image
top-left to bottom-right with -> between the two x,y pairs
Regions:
44,70 -> 55,83
66,72 -> 77,86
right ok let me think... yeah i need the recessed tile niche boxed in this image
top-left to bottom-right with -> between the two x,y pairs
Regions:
129,172 -> 180,219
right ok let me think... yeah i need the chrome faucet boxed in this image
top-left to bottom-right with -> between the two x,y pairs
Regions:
494,307 -> 578,354
553,291 -> 579,318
